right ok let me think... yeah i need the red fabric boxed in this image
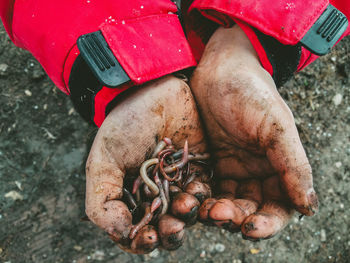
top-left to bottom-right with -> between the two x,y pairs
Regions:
234,20 -> 274,76
93,85 -> 130,127
101,14 -> 196,85
188,0 -> 350,73
0,0 -> 196,126
297,0 -> 350,70
189,0 -> 329,45
1,0 -> 349,126
0,0 -> 15,41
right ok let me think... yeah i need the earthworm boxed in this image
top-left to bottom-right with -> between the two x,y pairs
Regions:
123,188 -> 137,211
132,176 -> 143,194
183,172 -> 199,188
143,184 -> 153,199
140,158 -> 159,196
163,179 -> 170,202
151,141 -> 167,158
188,153 -> 210,161
151,197 -> 162,213
154,172 -> 168,215
164,141 -> 189,173
163,137 -> 172,145
150,137 -> 172,158
157,148 -> 176,159
172,151 -> 210,162
175,168 -> 183,183
171,149 -> 184,160
135,187 -> 141,203
129,203 -> 153,239
159,151 -> 179,181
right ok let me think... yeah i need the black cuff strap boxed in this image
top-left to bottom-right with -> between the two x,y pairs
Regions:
254,29 -> 302,88
69,55 -> 102,124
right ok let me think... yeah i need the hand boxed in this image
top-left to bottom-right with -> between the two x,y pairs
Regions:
85,76 -> 207,253
190,25 -> 318,240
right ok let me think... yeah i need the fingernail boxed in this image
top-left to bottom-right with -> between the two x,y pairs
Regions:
307,190 -> 319,215
163,230 -> 185,251
243,222 -> 256,233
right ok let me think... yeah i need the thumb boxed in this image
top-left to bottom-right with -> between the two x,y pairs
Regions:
85,160 -> 132,243
263,103 -> 318,216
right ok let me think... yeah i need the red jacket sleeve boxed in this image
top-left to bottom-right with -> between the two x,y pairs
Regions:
0,0 -> 196,126
186,0 -> 350,85
0,0 -> 15,42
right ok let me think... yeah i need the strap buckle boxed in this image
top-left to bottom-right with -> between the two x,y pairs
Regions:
300,4 -> 348,56
77,31 -> 130,87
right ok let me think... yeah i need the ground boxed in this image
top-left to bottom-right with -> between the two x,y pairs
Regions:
0,22 -> 349,263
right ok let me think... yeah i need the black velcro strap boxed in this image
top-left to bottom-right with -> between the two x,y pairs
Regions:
254,29 -> 301,88
300,4 -> 348,56
77,31 -> 130,88
69,55 -> 102,124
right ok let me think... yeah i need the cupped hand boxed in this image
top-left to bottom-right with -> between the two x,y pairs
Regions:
191,25 -> 318,240
85,76 -> 207,253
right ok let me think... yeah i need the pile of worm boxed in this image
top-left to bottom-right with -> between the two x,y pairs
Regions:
122,138 -> 213,252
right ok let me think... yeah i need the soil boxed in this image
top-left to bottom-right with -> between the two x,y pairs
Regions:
0,22 -> 349,263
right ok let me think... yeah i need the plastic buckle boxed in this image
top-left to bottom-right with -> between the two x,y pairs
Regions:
77,31 -> 130,87
300,4 -> 348,56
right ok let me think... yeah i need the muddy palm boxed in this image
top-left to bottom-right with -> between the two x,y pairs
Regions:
85,76 -> 207,253
191,25 -> 318,240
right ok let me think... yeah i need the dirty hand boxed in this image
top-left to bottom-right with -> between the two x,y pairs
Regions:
85,76 -> 207,253
191,25 -> 318,240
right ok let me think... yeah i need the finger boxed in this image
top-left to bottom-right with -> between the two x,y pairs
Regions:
241,176 -> 294,240
263,109 -> 318,215
241,201 -> 294,240
130,225 -> 160,254
185,181 -> 212,203
171,192 -> 200,225
209,180 -> 262,231
198,198 -> 217,221
158,214 -> 186,250
85,161 -> 132,244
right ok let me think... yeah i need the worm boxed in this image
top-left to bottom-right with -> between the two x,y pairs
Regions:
158,148 -> 176,159
151,197 -> 162,213
171,149 -> 184,160
129,203 -> 153,239
151,141 -> 167,158
140,158 -> 159,196
151,137 -> 172,158
163,137 -> 172,145
188,153 -> 210,161
123,188 -> 137,211
154,172 -> 168,215
164,141 -> 189,173
159,151 -> 179,181
135,187 -> 141,203
183,172 -> 198,188
143,184 -> 154,199
163,179 -> 170,202
132,176 -> 143,194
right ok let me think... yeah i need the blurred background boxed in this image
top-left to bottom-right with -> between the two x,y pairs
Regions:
0,23 -> 349,262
